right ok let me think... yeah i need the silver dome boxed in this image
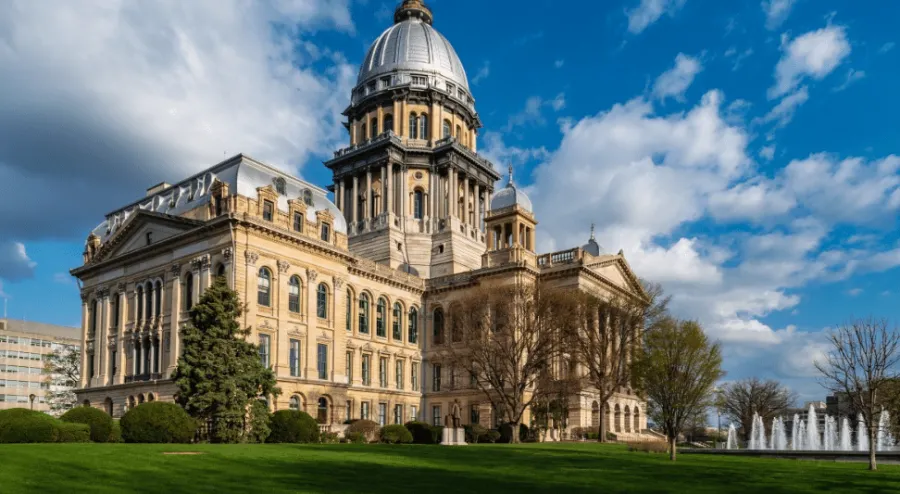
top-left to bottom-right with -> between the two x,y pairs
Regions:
357,18 -> 469,92
582,224 -> 602,256
490,166 -> 533,213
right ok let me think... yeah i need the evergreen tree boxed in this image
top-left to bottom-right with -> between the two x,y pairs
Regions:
173,276 -> 279,443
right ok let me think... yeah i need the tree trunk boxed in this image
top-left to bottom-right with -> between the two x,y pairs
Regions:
510,421 -> 520,444
669,436 -> 677,461
869,425 -> 878,471
598,404 -> 607,443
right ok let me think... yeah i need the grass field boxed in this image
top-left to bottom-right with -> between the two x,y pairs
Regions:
1,442 -> 898,493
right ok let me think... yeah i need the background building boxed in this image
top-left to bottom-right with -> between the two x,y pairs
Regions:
0,318 -> 80,413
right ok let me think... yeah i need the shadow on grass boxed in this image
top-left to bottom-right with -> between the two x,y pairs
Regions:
1,443 -> 898,494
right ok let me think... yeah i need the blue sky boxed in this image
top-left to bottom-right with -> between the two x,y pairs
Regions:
1,0 -> 899,401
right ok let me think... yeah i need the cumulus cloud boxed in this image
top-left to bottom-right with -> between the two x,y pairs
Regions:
0,242 -> 36,281
504,94 -> 567,131
652,53 -> 703,102
769,25 -> 851,98
0,0 -> 356,243
471,61 -> 491,85
756,86 -> 810,129
832,68 -> 866,92
762,0 -> 796,30
626,0 -> 687,34
880,42 -> 896,54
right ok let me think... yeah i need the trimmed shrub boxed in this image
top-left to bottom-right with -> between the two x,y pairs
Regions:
267,410 -> 319,444
320,431 -> 339,444
464,424 -> 488,444
0,410 -> 60,443
346,419 -> 380,442
482,429 -> 501,443
109,421 -> 123,443
345,432 -> 367,444
404,421 -> 434,444
61,406 -> 114,443
627,440 -> 668,453
380,424 -> 413,444
120,402 -> 196,443
57,423 -> 91,443
430,425 -> 444,444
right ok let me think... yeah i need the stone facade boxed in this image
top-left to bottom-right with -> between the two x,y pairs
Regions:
70,0 -> 650,438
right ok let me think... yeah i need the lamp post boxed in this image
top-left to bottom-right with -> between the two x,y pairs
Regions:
29,394 -> 36,410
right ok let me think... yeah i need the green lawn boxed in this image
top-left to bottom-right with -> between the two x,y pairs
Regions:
0,442 -> 898,493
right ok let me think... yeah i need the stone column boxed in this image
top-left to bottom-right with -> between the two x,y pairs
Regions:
132,337 -> 139,376
400,167 -> 408,218
96,289 -> 110,387
167,263 -> 182,377
79,294 -> 90,388
304,269 -> 318,379
115,289 -> 126,384
352,175 -> 359,227
366,168 -> 373,222
199,254 -> 211,294
379,165 -> 386,217
138,337 -> 146,375
474,183 -> 481,230
463,176 -> 470,226
386,164 -> 393,217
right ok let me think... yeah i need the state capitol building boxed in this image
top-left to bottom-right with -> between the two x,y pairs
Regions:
72,1 -> 649,439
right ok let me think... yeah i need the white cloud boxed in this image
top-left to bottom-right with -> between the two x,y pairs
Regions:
554,59 -> 565,69
0,0 -> 356,243
505,94 -> 567,130
757,86 -> 809,128
626,0 -> 687,34
471,61 -> 490,85
652,53 -> 703,101
762,0 -> 796,30
53,273 -> 76,287
879,42 -> 896,54
709,180 -> 795,222
769,25 -> 851,98
0,242 -> 36,281
759,145 -> 776,161
550,93 -> 566,111
832,68 -> 865,92
725,48 -> 754,71
847,288 -> 863,297
479,132 -> 549,170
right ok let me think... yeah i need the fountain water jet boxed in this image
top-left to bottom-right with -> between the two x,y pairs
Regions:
840,417 -> 852,451
791,413 -> 800,450
806,404 -> 821,451
877,410 -> 895,451
726,423 -> 738,450
749,413 -> 767,450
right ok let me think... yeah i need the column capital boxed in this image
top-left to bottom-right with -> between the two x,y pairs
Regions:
222,247 -> 233,262
245,250 -> 259,266
277,260 -> 291,274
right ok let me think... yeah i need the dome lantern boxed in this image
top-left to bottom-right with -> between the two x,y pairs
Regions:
394,0 -> 433,25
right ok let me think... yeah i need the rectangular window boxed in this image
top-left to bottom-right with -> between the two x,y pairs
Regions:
345,351 -> 353,383
258,334 -> 271,368
470,370 -> 477,389
410,405 -> 418,422
317,343 -> 328,380
362,354 -> 370,386
321,223 -> 330,242
432,364 -> 441,392
378,403 -> 387,426
88,352 -> 95,378
110,350 -> 117,378
346,401 -> 352,421
471,404 -> 480,425
361,401 -> 369,421
293,212 -> 304,232
395,360 -> 404,390
379,357 -> 387,388
432,405 -> 441,426
411,362 -> 418,390
394,404 -> 403,425
263,200 -> 274,221
289,339 -> 300,377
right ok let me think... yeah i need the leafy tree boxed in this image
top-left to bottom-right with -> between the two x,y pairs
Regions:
42,344 -> 80,416
173,276 -> 279,443
634,318 -> 724,461
815,317 -> 900,471
720,378 -> 795,441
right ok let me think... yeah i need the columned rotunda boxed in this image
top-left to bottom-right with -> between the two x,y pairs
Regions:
71,0 -> 649,439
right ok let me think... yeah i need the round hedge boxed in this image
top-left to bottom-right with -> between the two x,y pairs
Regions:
267,410 -> 319,443
57,423 -> 91,443
379,424 -> 413,444
498,422 -> 530,443
61,406 -> 114,443
346,419 -> 380,442
120,402 -> 196,443
404,421 -> 435,444
0,410 -> 60,443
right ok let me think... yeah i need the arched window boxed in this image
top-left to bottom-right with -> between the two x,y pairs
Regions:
154,281 -> 162,317
450,305 -> 462,343
409,113 -> 418,139
317,397 -> 329,424
289,395 -> 301,411
317,283 -> 328,319
184,273 -> 194,311
257,268 -> 272,307
216,263 -> 226,278
383,114 -> 394,133
413,189 -> 424,219
145,282 -> 153,319
136,286 -> 144,322
302,189 -> 313,206
288,276 -> 301,313
419,114 -> 429,140
370,118 -> 378,139
408,307 -> 418,344
90,299 -> 98,337
392,303 -> 402,340
433,308 -> 444,345
361,123 -> 367,141
376,298 -> 387,337
346,289 -> 353,331
456,125 -> 462,138
358,293 -> 370,334
442,120 -> 451,139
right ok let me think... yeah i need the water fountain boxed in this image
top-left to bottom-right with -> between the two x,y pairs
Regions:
770,416 -> 788,451
726,423 -> 738,450
791,413 -> 800,451
878,410 -> 895,452
840,417 -> 852,451
749,413 -> 767,450
806,403 -> 821,451
858,413 -> 868,452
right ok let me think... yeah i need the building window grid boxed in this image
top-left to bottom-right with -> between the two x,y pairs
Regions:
345,351 -> 353,383
395,360 -> 404,390
289,339 -> 300,377
409,308 -> 418,344
392,303 -> 402,340
361,401 -> 370,421
258,334 -> 271,368
379,357 -> 387,388
376,298 -> 386,337
317,343 -> 328,380
432,364 -> 441,392
432,405 -> 441,427
411,362 -> 418,391
316,283 -> 328,319
394,404 -> 403,425
362,354 -> 371,386
293,212 -> 304,232
378,403 -> 387,427
288,276 -> 301,313
263,200 -> 274,221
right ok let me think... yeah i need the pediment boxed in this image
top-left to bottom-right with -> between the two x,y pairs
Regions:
93,211 -> 203,263
587,256 -> 648,301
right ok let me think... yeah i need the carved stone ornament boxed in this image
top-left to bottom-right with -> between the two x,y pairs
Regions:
222,247 -> 233,262
80,291 -> 90,303
170,263 -> 181,276
191,257 -> 202,271
117,282 -> 127,293
333,276 -> 345,290
200,254 -> 212,269
277,260 -> 291,274
306,269 -> 318,282
245,251 -> 259,266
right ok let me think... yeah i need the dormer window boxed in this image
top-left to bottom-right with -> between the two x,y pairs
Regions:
446,82 -> 455,94
263,200 -> 274,221
321,223 -> 331,242
302,189 -> 313,206
273,177 -> 286,195
411,75 -> 427,86
293,212 -> 304,233
380,76 -> 391,88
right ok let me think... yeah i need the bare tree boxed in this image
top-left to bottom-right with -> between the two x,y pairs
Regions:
42,344 -> 81,416
634,318 -> 724,461
438,281 -> 567,443
720,378 -> 796,441
815,317 -> 900,471
566,279 -> 669,442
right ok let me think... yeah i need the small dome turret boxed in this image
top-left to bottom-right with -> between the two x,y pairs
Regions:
582,223 -> 602,256
490,165 -> 533,213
